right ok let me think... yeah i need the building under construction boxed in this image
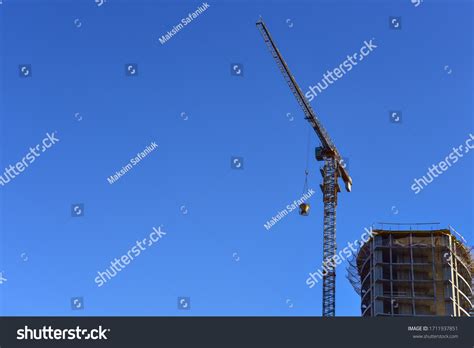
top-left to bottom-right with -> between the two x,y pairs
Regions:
347,225 -> 473,317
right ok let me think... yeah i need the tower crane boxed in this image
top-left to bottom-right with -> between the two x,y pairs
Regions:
256,18 -> 352,317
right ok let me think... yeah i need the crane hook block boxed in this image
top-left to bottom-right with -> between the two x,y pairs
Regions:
299,203 -> 310,216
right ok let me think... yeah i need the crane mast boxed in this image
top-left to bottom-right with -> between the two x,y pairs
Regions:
256,18 -> 352,317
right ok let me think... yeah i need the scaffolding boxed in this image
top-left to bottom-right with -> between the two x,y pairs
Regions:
347,225 -> 473,317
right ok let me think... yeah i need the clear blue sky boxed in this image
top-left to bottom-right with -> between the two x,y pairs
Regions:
0,0 -> 472,316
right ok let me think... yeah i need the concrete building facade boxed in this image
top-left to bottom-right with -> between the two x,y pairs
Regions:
348,228 -> 472,317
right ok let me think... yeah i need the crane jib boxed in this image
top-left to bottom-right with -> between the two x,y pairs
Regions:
256,19 -> 352,192
256,20 -> 332,148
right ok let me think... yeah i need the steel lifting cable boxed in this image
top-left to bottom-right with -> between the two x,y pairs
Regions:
302,128 -> 311,193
